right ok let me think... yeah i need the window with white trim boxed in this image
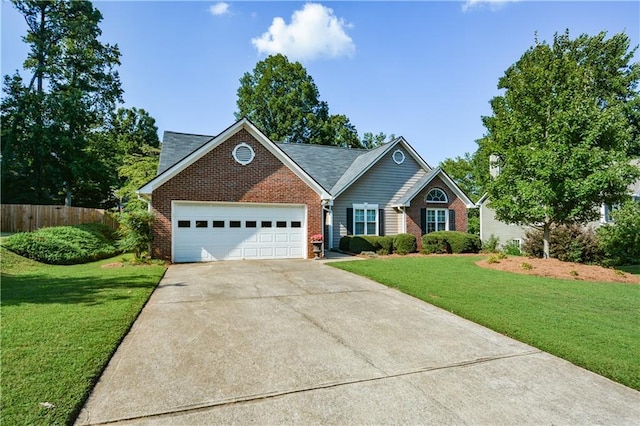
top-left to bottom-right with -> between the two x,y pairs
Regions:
353,204 -> 378,236
426,208 -> 447,233
426,188 -> 448,203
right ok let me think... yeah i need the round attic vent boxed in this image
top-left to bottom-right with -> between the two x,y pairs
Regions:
233,143 -> 255,165
392,149 -> 405,164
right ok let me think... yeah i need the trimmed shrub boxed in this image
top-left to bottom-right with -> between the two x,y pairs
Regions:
4,223 -> 120,265
341,235 -> 395,255
597,201 -> 640,266
422,231 -> 481,254
522,224 -> 602,264
339,235 -> 352,252
377,236 -> 394,255
349,236 -> 377,254
393,233 -> 417,255
422,233 -> 451,254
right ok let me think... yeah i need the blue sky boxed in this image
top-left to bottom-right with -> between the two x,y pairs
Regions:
2,1 -> 638,165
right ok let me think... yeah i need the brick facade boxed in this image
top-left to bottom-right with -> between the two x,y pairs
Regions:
406,175 -> 468,250
151,129 -> 322,261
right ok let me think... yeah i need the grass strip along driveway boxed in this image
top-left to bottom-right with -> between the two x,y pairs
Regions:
331,256 -> 640,391
1,248 -> 167,425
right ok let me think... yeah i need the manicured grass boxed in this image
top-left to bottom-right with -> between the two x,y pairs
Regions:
331,256 -> 640,391
1,247 -> 167,425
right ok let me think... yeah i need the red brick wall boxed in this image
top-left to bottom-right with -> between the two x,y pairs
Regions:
406,175 -> 468,250
151,128 -> 322,261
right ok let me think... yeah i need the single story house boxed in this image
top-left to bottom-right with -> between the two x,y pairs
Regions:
138,118 -> 474,262
478,159 -> 640,249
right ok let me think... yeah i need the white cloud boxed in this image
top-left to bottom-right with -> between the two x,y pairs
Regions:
462,0 -> 519,12
251,3 -> 355,61
209,2 -> 230,16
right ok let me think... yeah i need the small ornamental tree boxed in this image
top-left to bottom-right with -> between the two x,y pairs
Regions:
118,210 -> 155,259
479,31 -> 640,258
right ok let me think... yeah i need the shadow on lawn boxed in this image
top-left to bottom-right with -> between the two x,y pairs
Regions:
0,270 -> 159,306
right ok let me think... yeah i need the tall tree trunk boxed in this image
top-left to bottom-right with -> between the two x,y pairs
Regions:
65,183 -> 72,206
37,3 -> 45,94
543,223 -> 550,259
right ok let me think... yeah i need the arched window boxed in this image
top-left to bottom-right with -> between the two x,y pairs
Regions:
426,188 -> 448,203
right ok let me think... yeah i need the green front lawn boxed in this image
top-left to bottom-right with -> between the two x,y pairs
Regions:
1,248 -> 167,425
331,256 -> 640,391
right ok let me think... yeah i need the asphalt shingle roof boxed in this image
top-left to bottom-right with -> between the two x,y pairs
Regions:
158,131 -> 214,174
277,143 -> 365,191
157,130 -> 395,194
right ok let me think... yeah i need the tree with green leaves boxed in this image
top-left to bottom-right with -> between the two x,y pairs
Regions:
597,200 -> 640,265
235,54 -> 362,147
361,132 -> 396,149
97,107 -> 160,211
480,30 -> 640,258
440,153 -> 485,235
1,0 -> 122,207
440,153 -> 484,203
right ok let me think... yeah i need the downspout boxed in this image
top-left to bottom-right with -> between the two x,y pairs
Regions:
136,193 -> 152,212
322,199 -> 333,250
401,206 -> 407,233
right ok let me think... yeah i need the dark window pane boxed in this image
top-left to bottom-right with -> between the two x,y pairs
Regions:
195,220 -> 208,228
261,221 -> 272,228
246,221 -> 257,228
177,220 -> 190,228
291,221 -> 301,228
230,221 -> 241,228
276,221 -> 287,228
212,220 -> 225,228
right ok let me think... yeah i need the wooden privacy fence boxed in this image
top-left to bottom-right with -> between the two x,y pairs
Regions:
1,204 -> 119,233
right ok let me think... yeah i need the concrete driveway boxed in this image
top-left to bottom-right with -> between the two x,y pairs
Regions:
76,260 -> 640,425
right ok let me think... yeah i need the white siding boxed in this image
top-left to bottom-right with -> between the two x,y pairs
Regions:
332,147 -> 426,248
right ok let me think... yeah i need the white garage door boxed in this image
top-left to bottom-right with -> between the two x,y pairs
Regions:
173,202 -> 307,262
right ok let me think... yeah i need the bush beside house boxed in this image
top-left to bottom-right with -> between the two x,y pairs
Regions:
422,231 -> 481,254
597,201 -> 640,266
393,233 -> 417,255
339,234 -> 415,255
522,225 -> 602,264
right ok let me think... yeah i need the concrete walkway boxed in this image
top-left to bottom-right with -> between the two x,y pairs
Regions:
76,260 -> 640,425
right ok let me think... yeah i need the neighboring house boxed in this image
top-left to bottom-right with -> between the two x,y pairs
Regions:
478,159 -> 640,249
138,118 -> 474,262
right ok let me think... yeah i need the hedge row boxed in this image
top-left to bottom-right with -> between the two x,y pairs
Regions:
339,233 -> 417,255
421,231 -> 481,254
4,223 -> 120,265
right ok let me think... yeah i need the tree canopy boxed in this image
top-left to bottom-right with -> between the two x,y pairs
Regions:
479,30 -> 640,257
236,54 -> 383,149
1,1 -> 160,209
1,0 -> 123,206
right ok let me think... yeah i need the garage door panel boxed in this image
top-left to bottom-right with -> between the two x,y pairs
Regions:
274,247 -> 289,257
173,203 -> 306,262
275,233 -> 288,242
259,247 -> 273,257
